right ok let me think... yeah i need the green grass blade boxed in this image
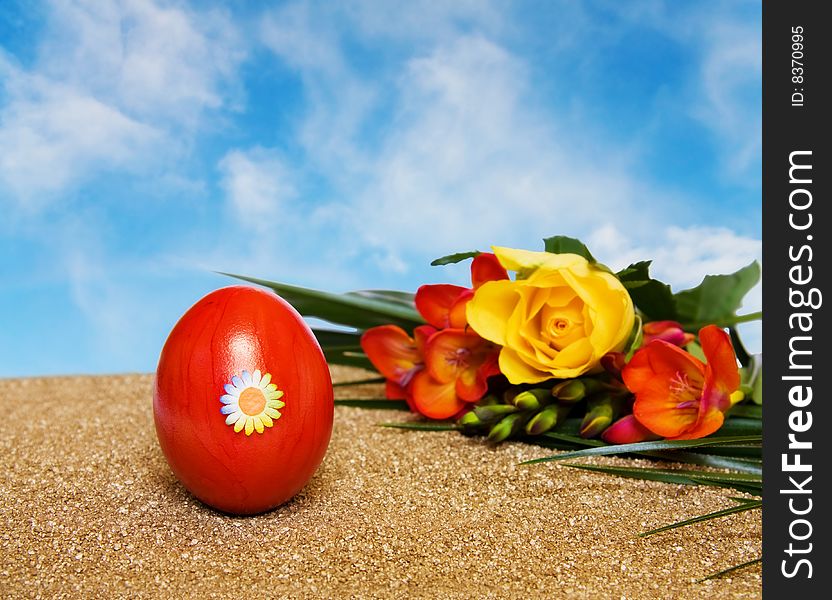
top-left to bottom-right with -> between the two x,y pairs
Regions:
560,463 -> 761,493
334,399 -> 410,410
346,290 -> 416,308
520,435 -> 761,465
640,500 -> 762,537
698,557 -> 762,582
728,496 -> 761,504
321,348 -> 375,370
380,422 -> 459,431
220,272 -> 424,330
695,445 -> 762,458
333,376 -> 386,387
312,328 -> 363,347
651,451 -> 762,475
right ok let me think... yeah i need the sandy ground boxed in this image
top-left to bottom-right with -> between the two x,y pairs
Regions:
0,368 -> 760,599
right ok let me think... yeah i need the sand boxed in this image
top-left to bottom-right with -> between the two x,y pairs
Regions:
0,368 -> 761,599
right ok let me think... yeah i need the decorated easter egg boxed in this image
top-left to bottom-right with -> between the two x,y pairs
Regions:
153,285 -> 333,515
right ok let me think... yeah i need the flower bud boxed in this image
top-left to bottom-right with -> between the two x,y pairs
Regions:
513,389 -> 550,411
579,394 -> 624,438
643,321 -> 695,347
474,403 -> 518,422
525,406 -> 559,435
550,379 -> 585,403
601,414 -> 661,444
458,410 -> 483,429
487,413 -> 523,443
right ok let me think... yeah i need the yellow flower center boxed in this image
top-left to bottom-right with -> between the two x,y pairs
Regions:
238,387 -> 267,416
548,317 -> 571,337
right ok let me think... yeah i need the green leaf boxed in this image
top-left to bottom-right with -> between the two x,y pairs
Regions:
321,348 -> 375,370
745,353 -> 763,405
698,557 -> 762,582
334,399 -> 410,410
430,251 -> 481,266
656,452 -> 762,474
624,314 -> 643,361
380,422 -> 459,431
615,261 -> 678,320
520,435 -> 762,465
346,290 -> 416,308
333,376 -> 387,387
728,404 -> 762,419
560,463 -> 761,494
543,236 -> 596,262
220,272 -> 424,330
640,500 -> 762,537
674,261 -> 761,326
523,431 -> 761,473
312,328 -> 362,348
729,327 -> 752,368
712,417 -> 762,436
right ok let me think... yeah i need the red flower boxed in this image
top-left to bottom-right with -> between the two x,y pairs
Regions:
360,253 -> 507,419
603,325 -> 740,443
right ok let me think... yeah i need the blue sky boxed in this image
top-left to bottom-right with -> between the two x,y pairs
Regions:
0,0 -> 761,377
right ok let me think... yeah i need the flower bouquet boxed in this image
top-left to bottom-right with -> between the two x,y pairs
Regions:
229,235 -> 762,578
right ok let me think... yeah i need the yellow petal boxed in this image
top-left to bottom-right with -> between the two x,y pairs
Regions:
254,418 -> 264,434
245,418 -> 254,436
551,338 -> 594,372
466,280 -> 519,345
233,416 -> 245,433
498,347 -> 552,385
260,414 -> 274,428
265,407 -> 281,419
492,247 -> 588,274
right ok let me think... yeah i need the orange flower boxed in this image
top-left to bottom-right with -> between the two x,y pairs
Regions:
360,253 -> 507,419
642,320 -> 695,347
360,324 -> 436,412
618,325 -> 740,441
414,253 -> 508,330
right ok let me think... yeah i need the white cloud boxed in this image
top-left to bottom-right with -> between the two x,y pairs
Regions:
0,0 -> 245,207
588,223 -> 761,290
0,58 -> 162,207
219,148 -> 296,231
40,0 -> 244,123
255,2 -> 760,296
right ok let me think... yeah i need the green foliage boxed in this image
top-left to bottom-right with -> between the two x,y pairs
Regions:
559,463 -> 761,496
674,261 -> 760,326
640,500 -> 762,537
520,435 -> 761,465
615,260 -> 762,331
543,235 -> 597,262
616,261 -> 677,320
221,272 -> 423,330
430,251 -> 481,266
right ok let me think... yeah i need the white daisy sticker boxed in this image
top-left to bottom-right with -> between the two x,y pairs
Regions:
220,369 -> 285,436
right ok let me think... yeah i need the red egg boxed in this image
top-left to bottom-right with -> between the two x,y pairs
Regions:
153,285 -> 333,515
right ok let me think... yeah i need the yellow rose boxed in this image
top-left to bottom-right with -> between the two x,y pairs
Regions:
466,247 -> 635,384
